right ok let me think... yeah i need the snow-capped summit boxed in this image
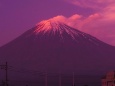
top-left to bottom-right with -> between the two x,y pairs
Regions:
28,18 -> 92,43
34,19 -> 64,34
35,16 -> 65,31
34,17 -> 78,36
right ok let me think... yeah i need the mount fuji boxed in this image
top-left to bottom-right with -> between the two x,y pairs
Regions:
0,18 -> 115,76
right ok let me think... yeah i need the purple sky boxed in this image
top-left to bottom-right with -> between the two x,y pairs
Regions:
0,0 -> 115,47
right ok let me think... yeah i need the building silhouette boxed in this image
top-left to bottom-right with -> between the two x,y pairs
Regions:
102,71 -> 115,86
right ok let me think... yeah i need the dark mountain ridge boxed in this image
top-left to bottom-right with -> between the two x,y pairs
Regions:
0,19 -> 115,75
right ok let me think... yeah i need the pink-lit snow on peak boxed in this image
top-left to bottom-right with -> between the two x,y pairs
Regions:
34,17 -> 64,33
33,17 -> 87,40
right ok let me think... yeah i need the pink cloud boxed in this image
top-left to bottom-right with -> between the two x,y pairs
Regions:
50,12 -> 115,45
63,0 -> 115,45
51,15 -> 67,22
66,0 -> 114,9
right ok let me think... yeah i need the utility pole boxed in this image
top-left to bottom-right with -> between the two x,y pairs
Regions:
45,72 -> 48,86
5,62 -> 8,86
72,72 -> 75,86
0,62 -> 8,86
59,73 -> 62,86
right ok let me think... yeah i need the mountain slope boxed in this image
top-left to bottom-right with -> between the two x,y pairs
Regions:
0,19 -> 115,75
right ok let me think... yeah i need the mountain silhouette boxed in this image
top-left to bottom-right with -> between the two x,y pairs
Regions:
0,19 -> 115,75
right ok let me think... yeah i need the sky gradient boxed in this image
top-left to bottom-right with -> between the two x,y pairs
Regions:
0,0 -> 115,46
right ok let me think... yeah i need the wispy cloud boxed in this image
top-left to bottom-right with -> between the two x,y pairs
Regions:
61,0 -> 115,45
66,0 -> 114,9
52,12 -> 115,45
